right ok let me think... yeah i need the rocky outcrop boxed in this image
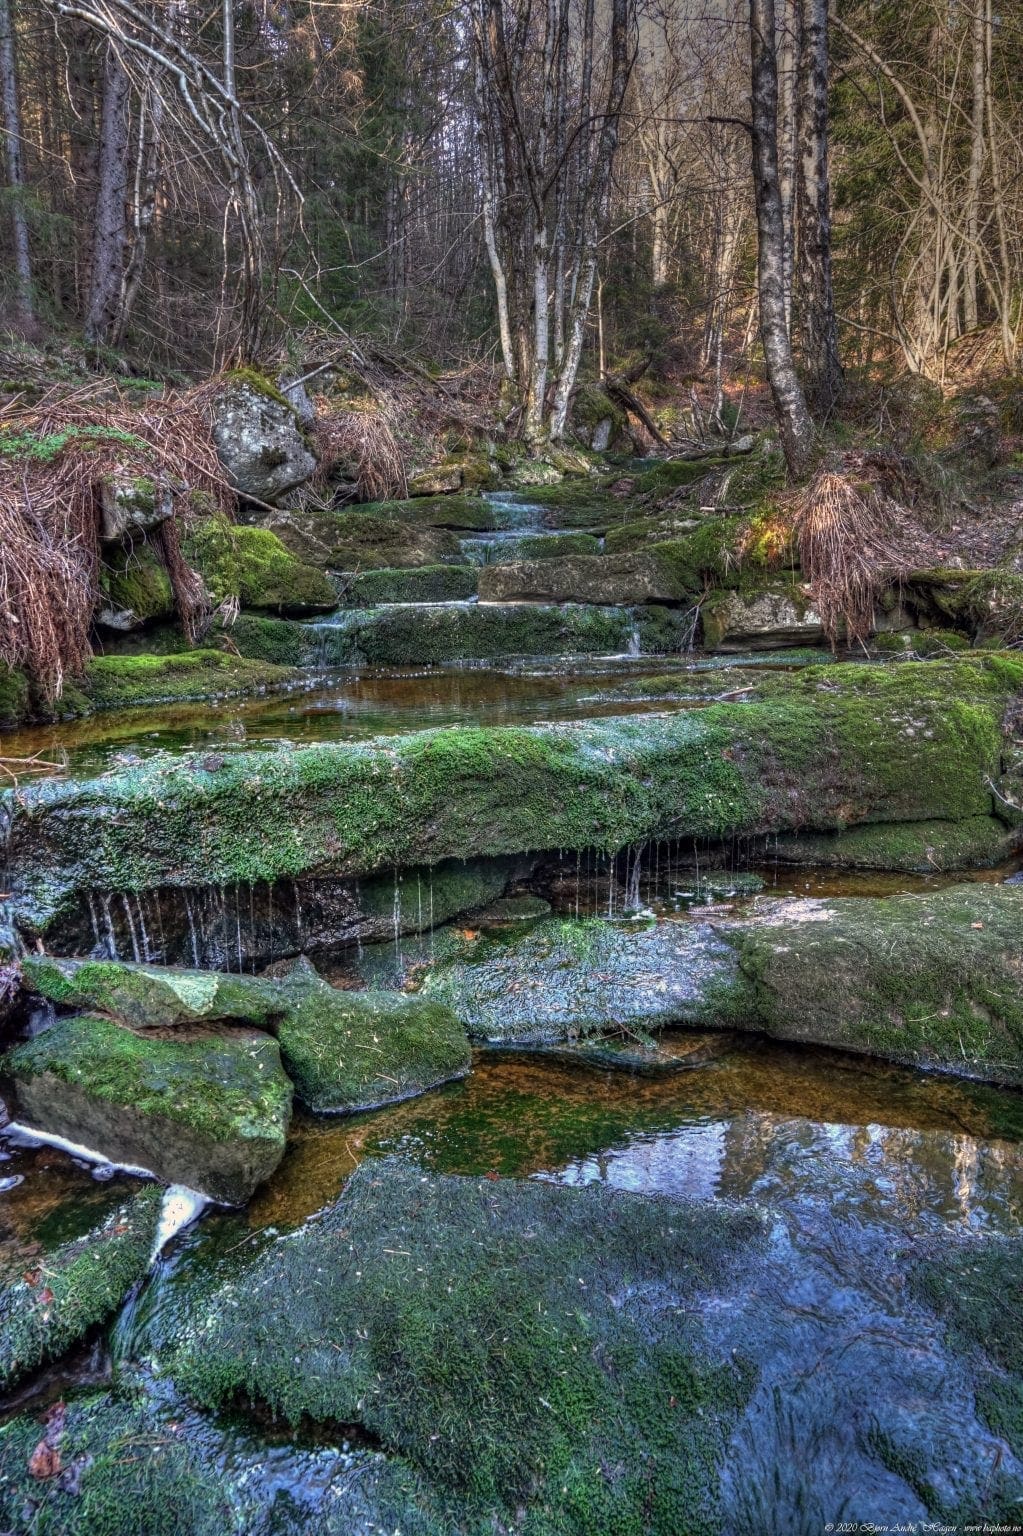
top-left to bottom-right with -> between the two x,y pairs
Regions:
211,376 -> 317,504
98,477 -> 173,542
477,549 -> 686,606
700,586 -> 825,649
5,1015 -> 292,1201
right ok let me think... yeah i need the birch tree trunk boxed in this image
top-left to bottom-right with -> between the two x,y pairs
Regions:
0,0 -> 33,323
794,0 -> 842,412
749,0 -> 816,477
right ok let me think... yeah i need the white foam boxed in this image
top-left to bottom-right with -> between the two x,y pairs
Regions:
152,1184 -> 208,1260
6,1121 -> 155,1179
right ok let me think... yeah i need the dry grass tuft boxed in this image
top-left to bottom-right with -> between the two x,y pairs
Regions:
313,397 -> 408,502
791,468 -> 930,647
0,380 -> 231,700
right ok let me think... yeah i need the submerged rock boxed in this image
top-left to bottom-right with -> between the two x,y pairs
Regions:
271,957 -> 471,1113
125,1161 -> 1023,1530
5,1016 -> 291,1201
0,1184 -> 161,1390
732,883 -> 1023,1085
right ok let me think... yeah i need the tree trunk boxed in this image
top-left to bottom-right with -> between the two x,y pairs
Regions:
794,0 -> 842,412
84,41 -> 129,345
0,0 -> 32,323
749,0 -> 816,477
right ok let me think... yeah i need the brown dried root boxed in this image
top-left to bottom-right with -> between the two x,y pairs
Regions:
0,380 -> 231,700
791,468 -> 930,647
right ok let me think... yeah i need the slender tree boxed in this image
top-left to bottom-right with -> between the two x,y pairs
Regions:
794,0 -> 842,412
749,0 -> 815,474
0,0 -> 33,323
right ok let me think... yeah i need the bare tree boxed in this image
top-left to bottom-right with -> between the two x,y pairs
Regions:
794,0 -> 841,412
84,40 -> 129,344
749,0 -> 815,474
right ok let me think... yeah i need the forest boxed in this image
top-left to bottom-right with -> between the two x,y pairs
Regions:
0,0 -> 1021,1532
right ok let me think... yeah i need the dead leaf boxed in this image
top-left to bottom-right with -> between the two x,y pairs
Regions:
28,1441 -> 61,1480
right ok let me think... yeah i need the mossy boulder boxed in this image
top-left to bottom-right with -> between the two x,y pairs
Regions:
342,564 -> 478,605
271,957 -> 471,1112
182,516 -> 336,614
6,657 -> 1020,933
764,816 -> 1021,872
248,507 -> 463,570
0,1185 -> 161,1390
406,917 -> 746,1043
5,1015 -> 292,1201
21,954 -> 283,1030
731,883 -> 1023,1084
140,1161 -> 764,1532
98,538 -> 174,629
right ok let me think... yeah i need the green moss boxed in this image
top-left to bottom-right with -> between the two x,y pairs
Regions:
765,815 -> 1020,872
82,650 -> 302,710
254,507 -> 464,570
224,365 -> 290,409
511,532 -> 602,559
182,516 -> 336,613
100,539 -> 174,623
358,494 -> 497,531
0,1187 -> 161,1390
8,657 -> 1018,930
0,424 -> 147,463
21,954 -> 283,1031
632,457 -> 728,497
0,664 -> 30,728
227,613 -> 312,666
145,1162 -> 763,1532
344,565 -> 477,605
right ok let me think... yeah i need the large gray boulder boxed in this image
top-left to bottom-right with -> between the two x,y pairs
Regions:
211,377 -> 317,504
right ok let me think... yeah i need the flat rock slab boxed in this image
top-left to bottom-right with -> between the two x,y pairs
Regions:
732,882 -> 1023,1084
399,916 -> 746,1043
0,1184 -> 161,1390
22,955 -> 284,1031
5,1016 -> 291,1202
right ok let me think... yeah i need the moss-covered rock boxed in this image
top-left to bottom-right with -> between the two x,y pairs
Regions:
764,815 -> 1021,872
99,538 -> 174,628
182,515 -> 336,613
731,883 -> 1023,1084
82,650 -> 303,711
225,613 -> 312,667
5,1015 -> 292,1201
0,664 -> 31,728
6,657 -> 1020,932
342,564 -> 477,605
477,549 -> 688,606
307,601 -> 682,667
248,507 -> 463,570
272,957 -> 471,1112
141,1161 -> 764,1532
0,1186 -> 161,1390
406,917 -> 747,1043
21,954 -> 283,1030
